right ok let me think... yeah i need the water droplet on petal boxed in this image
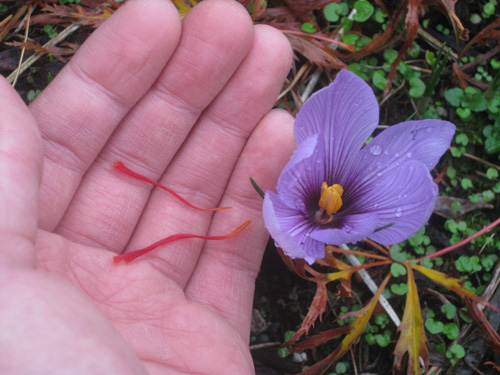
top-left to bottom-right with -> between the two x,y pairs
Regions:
407,151 -> 413,158
383,150 -> 389,155
395,153 -> 399,157
395,207 -> 403,217
374,203 -> 379,208
369,145 -> 383,156
377,172 -> 383,177
343,225 -> 352,233
295,200 -> 302,209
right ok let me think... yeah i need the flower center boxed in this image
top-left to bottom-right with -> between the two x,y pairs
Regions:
315,182 -> 343,224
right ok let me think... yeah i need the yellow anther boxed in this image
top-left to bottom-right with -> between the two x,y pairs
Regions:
318,182 -> 344,215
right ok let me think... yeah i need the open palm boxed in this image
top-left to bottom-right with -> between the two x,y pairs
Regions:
0,1 -> 294,374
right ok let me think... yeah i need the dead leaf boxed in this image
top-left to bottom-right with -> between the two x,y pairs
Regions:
285,279 -> 329,346
286,33 -> 347,70
434,196 -> 494,219
394,265 -> 428,375
293,274 -> 392,375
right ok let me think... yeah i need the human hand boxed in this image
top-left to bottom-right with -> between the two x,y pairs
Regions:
0,1 -> 294,373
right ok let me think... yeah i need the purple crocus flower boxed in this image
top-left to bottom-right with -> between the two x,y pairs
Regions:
263,70 -> 455,264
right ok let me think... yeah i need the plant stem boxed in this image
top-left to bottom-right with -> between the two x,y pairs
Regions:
416,216 -> 500,262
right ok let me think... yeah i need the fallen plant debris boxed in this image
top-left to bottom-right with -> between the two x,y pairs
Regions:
2,0 -> 500,374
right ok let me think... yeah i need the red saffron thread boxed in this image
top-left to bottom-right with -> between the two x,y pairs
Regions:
113,161 -> 231,212
114,220 -> 251,264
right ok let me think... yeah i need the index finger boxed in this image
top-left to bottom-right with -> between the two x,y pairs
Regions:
30,0 -> 182,231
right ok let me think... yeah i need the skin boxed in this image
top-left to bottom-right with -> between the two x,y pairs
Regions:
0,0 -> 295,374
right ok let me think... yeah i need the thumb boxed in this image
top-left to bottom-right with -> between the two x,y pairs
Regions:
0,77 -> 43,268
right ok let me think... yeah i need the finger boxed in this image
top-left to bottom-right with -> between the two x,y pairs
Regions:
0,77 -> 42,268
31,0 -> 182,231
185,109 -> 295,339
123,25 -> 292,287
54,0 -> 255,252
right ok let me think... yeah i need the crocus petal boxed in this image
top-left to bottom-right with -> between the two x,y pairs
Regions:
309,212 -> 379,245
294,70 -> 379,183
359,120 -> 455,183
350,160 -> 438,244
263,192 -> 325,263
277,140 -> 325,214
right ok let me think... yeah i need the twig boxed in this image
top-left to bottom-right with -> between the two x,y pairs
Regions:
340,244 -> 401,327
12,3 -> 32,88
278,63 -> 310,100
300,69 -> 321,102
7,23 -> 81,84
249,342 -> 282,350
417,27 -> 458,61
462,152 -> 500,171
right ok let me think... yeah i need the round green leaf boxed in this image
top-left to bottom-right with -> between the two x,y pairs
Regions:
441,304 -> 457,319
451,344 -> 465,358
391,263 -> 407,277
425,318 -> 444,334
353,0 -> 374,22
301,22 -> 317,33
444,323 -> 459,340
372,70 -> 387,90
409,77 -> 426,98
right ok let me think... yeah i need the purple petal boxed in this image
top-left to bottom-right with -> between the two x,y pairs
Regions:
309,212 -> 379,245
294,70 -> 379,183
263,192 -> 325,264
359,120 -> 455,184
350,160 -> 438,244
277,139 -> 325,214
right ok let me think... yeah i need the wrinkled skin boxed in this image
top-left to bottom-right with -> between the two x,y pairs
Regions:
0,1 -> 294,374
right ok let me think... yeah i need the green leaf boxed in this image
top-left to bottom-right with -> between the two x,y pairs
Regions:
373,7 -> 387,23
353,0 -> 374,22
455,133 -> 469,145
372,70 -> 387,90
342,34 -> 360,45
484,2 -> 495,15
250,177 -> 265,198
486,167 -> 499,179
456,107 -> 471,119
391,263 -> 407,277
383,49 -> 398,64
451,344 -> 465,359
277,347 -> 290,358
335,362 -> 347,374
444,88 -> 463,107
323,2 -> 348,22
450,200 -> 462,212
443,323 -> 459,340
441,304 -> 457,319
390,245 -> 408,262
461,178 -> 473,189
409,77 -> 426,98
391,283 -> 408,295
425,318 -> 444,334
483,189 -> 495,202
301,22 -> 317,33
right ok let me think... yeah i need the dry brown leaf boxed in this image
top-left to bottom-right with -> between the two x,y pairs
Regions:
434,196 -> 494,219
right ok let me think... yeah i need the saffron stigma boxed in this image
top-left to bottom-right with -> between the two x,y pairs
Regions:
113,161 -> 231,212
113,221 -> 251,264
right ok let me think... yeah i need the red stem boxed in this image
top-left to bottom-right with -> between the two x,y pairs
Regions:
114,220 -> 251,264
416,216 -> 500,262
113,161 -> 230,212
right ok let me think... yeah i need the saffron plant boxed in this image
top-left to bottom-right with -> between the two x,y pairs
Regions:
263,70 -> 455,264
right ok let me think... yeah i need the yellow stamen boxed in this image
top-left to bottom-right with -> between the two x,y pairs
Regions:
318,182 -> 344,215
